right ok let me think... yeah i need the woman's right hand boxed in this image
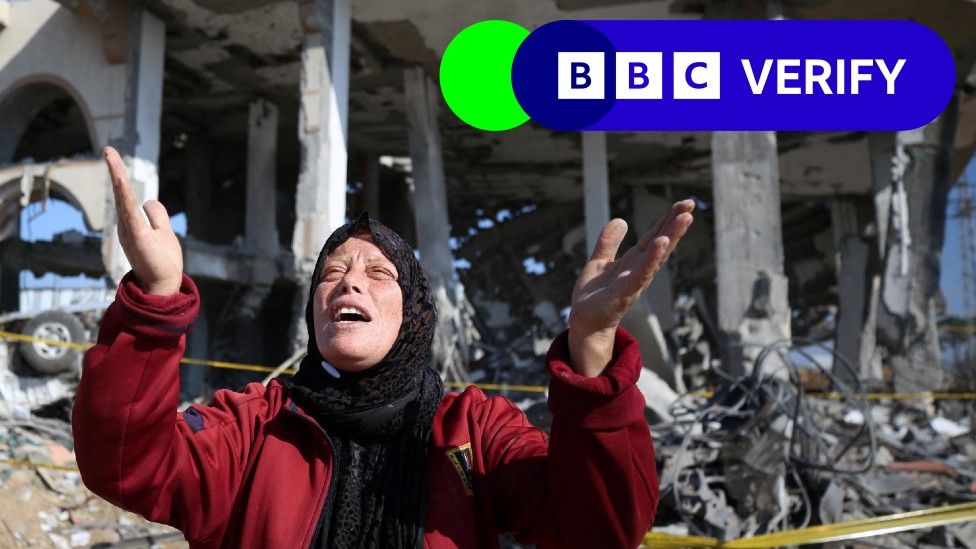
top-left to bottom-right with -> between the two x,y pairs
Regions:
104,146 -> 184,296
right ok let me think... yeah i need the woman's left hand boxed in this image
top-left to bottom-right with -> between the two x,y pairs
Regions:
568,199 -> 695,377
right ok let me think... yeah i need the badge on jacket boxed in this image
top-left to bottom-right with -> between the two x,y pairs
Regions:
446,443 -> 474,496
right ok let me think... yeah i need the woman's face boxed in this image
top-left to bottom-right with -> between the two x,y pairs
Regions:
312,235 -> 404,372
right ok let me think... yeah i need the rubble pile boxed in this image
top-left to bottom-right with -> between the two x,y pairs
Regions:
0,341 -> 187,548
3,309 -> 975,547
0,418 -> 188,548
651,336 -> 976,547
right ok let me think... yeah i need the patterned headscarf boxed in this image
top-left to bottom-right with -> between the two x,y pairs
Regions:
281,212 -> 444,548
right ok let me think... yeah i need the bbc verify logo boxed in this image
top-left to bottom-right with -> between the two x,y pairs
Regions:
558,53 -> 906,101
558,52 -> 720,100
440,20 -> 955,131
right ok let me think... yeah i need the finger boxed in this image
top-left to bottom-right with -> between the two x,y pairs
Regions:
638,215 -> 692,288
640,199 -> 695,250
649,199 -> 692,235
622,235 -> 671,296
589,218 -> 628,262
624,210 -> 694,294
662,211 -> 694,254
103,147 -> 145,232
647,203 -> 678,238
143,200 -> 173,232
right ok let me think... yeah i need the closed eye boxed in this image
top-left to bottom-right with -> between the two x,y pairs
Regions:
370,267 -> 397,280
322,267 -> 346,281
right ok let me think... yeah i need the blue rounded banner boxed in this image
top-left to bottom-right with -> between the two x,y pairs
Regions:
510,20 -> 955,131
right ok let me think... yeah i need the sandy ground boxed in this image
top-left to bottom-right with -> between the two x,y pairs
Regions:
0,463 -> 187,549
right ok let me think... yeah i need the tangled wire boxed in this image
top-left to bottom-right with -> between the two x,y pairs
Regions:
653,337 -> 877,539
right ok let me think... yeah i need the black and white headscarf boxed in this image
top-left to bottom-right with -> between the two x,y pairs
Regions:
281,212 -> 443,548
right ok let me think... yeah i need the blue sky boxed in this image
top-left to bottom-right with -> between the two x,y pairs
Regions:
17,203 -> 186,289
15,158 -> 976,319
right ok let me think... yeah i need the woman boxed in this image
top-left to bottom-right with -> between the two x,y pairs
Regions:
73,147 -> 694,548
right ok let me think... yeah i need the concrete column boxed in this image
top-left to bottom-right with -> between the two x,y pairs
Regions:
292,0 -> 350,272
712,131 -> 790,377
830,198 -> 873,382
101,8 -> 165,285
289,0 -> 351,351
869,133 -> 896,256
849,132 -> 900,383
404,66 -> 462,372
240,99 -> 280,318
876,96 -> 959,393
582,132 -> 610,253
184,135 -> 212,240
246,99 -> 280,262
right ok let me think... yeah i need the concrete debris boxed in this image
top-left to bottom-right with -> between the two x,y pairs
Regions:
651,332 -> 976,546
931,416 -> 971,438
0,372 -> 74,421
636,368 -> 679,422
1,333 -> 188,547
0,342 -> 77,421
1,412 -> 188,548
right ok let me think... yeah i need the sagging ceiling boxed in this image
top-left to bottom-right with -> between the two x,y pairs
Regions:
135,0 -> 976,219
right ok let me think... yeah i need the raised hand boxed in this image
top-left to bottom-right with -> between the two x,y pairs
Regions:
104,146 -> 183,296
568,199 -> 695,377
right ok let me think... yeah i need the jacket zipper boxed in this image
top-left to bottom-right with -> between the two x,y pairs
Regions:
282,403 -> 337,549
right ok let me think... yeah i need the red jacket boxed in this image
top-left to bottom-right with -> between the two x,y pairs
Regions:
72,274 -> 659,548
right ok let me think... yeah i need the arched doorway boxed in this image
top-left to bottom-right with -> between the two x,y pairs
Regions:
0,79 -> 97,165
0,80 -> 99,312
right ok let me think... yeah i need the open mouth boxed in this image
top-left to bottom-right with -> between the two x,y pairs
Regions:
333,306 -> 370,323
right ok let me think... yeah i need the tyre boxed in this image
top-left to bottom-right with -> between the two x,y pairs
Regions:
18,310 -> 85,375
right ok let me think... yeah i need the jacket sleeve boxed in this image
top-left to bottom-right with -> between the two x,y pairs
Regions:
480,328 -> 658,549
72,272 -> 269,544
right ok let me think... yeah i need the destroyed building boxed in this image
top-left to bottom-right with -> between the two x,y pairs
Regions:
1,0 -> 976,546
1,0 -> 974,398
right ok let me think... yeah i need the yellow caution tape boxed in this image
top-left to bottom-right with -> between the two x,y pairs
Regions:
0,330 -> 973,399
0,330 -> 297,375
0,330 -> 91,351
643,501 -> 976,548
940,324 -> 976,334
0,457 -> 81,473
643,532 -> 719,548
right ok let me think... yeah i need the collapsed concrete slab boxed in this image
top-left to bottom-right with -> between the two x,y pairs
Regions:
877,97 -> 960,393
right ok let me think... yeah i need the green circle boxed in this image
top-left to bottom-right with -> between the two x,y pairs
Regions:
440,20 -> 530,132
